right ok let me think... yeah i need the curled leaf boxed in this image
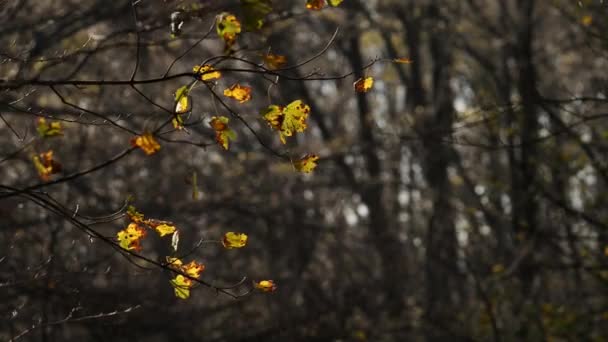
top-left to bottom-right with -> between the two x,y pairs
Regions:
131,132 -> 160,155
393,57 -> 413,64
255,280 -> 277,292
354,76 -> 374,93
171,231 -> 180,252
167,257 -> 205,299
209,116 -> 237,150
116,223 -> 146,251
294,154 -> 319,173
193,64 -> 221,81
36,118 -> 63,137
223,84 -> 252,103
222,232 -> 248,249
32,150 -> 62,181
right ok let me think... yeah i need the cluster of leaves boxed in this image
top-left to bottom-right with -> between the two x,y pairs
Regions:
115,206 -> 272,299
31,118 -> 64,180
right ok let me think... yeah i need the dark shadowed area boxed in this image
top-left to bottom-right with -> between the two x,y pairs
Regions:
1,0 -> 608,341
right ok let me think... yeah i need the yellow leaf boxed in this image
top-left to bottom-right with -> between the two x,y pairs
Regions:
306,0 -> 325,10
329,0 -> 343,6
294,154 -> 319,173
581,15 -> 593,26
223,84 -> 252,103
222,232 -> 248,249
209,116 -> 237,150
170,275 -> 191,299
131,132 -> 160,155
255,280 -> 277,292
216,13 -> 241,50
36,118 -> 63,137
262,100 -> 310,144
166,257 -> 183,267
174,85 -> 190,129
393,57 -> 413,64
155,223 -> 177,237
354,76 -> 374,93
193,64 -> 222,81
262,52 -> 287,69
32,150 -> 62,181
116,223 -> 146,251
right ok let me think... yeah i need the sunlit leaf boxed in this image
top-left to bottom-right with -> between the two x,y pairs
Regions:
255,280 -> 277,292
154,223 -> 177,237
223,84 -> 252,103
131,132 -> 160,155
193,64 -> 222,81
183,260 -> 205,278
306,0 -> 325,10
262,52 -> 287,70
209,116 -> 237,150
166,257 -> 183,267
222,232 -> 248,249
116,223 -> 146,251
170,275 -> 191,299
262,100 -> 310,144
393,57 -> 413,64
294,154 -> 319,173
32,150 -> 62,181
354,76 -> 374,93
36,118 -> 63,137
174,85 -> 189,112
328,0 -> 343,6
216,12 -> 241,52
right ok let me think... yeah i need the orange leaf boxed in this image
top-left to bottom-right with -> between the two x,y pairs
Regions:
262,52 -> 287,69
354,76 -> 374,93
393,57 -> 413,64
306,0 -> 325,10
209,116 -> 237,150
131,132 -> 160,155
223,84 -> 252,103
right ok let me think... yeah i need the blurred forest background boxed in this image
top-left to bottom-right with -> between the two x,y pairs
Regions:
1,0 -> 608,341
